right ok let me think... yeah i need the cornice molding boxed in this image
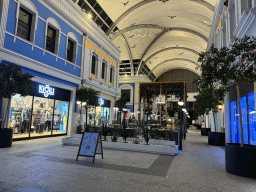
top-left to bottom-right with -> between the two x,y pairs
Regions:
0,47 -> 81,85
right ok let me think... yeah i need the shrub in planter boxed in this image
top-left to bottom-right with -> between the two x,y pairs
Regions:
111,135 -> 118,142
133,139 -> 140,144
0,63 -> 34,148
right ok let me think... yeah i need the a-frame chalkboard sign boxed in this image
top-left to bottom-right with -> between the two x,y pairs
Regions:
76,131 -> 103,163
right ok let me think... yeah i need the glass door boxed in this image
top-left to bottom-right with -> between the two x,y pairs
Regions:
52,100 -> 69,135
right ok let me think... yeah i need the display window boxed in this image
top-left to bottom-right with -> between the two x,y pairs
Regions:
229,92 -> 255,145
30,97 -> 54,137
86,98 -> 111,126
9,94 -> 33,138
8,82 -> 71,139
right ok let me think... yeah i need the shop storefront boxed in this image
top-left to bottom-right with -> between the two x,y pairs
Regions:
8,82 -> 71,139
87,97 -> 111,126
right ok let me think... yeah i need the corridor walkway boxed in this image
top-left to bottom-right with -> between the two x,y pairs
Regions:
0,129 -> 255,192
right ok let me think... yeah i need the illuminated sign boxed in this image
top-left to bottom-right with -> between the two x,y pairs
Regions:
39,84 -> 55,97
98,98 -> 104,106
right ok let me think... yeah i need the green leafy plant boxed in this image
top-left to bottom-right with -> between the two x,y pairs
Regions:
0,62 -> 34,128
76,87 -> 99,129
111,135 -> 118,142
133,138 -> 140,144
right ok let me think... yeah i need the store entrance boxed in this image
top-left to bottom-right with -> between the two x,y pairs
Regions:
9,94 -> 69,139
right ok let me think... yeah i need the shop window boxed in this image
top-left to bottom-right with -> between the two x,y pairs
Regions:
248,92 -> 256,145
15,0 -> 38,44
121,89 -> 131,103
9,94 -> 33,139
31,97 -> 54,137
17,7 -> 33,41
44,18 -> 61,55
101,61 -> 106,79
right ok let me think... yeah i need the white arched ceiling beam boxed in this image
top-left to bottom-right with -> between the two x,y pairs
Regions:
110,25 -> 208,42
151,58 -> 201,73
136,29 -> 168,75
144,47 -> 200,64
122,35 -> 134,76
106,0 -> 214,36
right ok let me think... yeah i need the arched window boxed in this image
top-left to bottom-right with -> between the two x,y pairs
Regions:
66,32 -> 78,64
90,51 -> 99,79
44,18 -> 61,55
15,0 -> 38,44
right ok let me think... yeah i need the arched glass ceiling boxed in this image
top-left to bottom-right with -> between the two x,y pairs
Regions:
96,0 -> 219,78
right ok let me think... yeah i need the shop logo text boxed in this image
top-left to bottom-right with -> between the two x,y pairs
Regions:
39,84 -> 55,97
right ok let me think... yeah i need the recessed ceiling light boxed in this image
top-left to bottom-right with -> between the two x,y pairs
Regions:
88,14 -> 92,18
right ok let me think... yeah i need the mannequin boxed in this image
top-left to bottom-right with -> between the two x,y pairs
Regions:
45,109 -> 52,131
20,108 -> 29,133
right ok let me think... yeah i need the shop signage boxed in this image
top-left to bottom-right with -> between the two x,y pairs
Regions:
76,132 -> 103,163
98,98 -> 104,106
39,84 -> 55,97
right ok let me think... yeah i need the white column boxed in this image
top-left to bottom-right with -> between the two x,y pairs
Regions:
134,82 -> 140,120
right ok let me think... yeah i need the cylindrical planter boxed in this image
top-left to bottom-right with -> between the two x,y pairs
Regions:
201,128 -> 211,136
208,132 -> 225,146
225,143 -> 256,177
0,128 -> 13,148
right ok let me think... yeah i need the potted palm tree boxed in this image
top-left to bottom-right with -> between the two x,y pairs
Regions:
76,87 -> 99,133
0,62 -> 34,148
198,36 -> 256,177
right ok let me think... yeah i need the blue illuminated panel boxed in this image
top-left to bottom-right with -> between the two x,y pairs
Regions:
248,92 -> 256,145
230,101 -> 237,143
240,96 -> 248,144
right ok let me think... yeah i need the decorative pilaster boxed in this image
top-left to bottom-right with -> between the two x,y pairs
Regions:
0,0 -> 10,48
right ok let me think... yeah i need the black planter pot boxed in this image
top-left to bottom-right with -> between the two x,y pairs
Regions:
225,143 -> 256,177
77,125 -> 82,134
201,128 -> 211,136
208,132 -> 225,146
0,128 -> 13,148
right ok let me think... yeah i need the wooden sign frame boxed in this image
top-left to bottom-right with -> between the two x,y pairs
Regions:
76,131 -> 103,163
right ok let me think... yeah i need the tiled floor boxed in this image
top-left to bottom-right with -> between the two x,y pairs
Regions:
0,129 -> 256,192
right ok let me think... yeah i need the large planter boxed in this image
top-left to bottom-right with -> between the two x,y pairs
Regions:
0,128 -> 13,148
225,143 -> 256,177
208,132 -> 225,146
201,128 -> 211,136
